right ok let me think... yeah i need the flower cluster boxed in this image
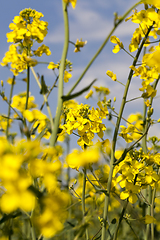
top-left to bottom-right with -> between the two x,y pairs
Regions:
1,8 -> 51,75
48,59 -> 73,83
66,146 -> 100,170
114,149 -> 160,204
119,113 -> 143,143
60,102 -> 108,149
0,137 -> 68,238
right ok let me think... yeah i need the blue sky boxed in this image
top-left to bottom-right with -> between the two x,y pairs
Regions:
0,0 -> 160,144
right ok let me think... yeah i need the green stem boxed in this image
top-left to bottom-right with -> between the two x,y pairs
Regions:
82,168 -> 89,240
67,1 -> 142,96
101,24 -> 153,240
25,66 -> 30,110
151,187 -> 156,240
30,67 -> 54,132
113,201 -> 128,240
143,76 -> 160,240
6,75 -> 15,140
40,76 -> 59,111
50,0 -> 69,147
145,186 -> 152,240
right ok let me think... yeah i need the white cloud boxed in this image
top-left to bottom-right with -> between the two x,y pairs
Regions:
45,0 -> 138,44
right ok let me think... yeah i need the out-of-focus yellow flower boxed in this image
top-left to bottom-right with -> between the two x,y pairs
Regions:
110,36 -> 123,53
74,38 -> 87,52
11,92 -> 37,113
93,86 -> 110,95
66,147 -> 100,170
64,70 -> 72,83
0,115 -> 12,133
85,89 -> 93,99
143,0 -> 160,9
7,77 -> 16,85
106,70 -> 117,81
63,0 -> 77,9
47,62 -> 59,70
34,44 -> 51,57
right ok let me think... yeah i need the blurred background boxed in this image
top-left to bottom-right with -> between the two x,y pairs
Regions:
0,0 -> 159,147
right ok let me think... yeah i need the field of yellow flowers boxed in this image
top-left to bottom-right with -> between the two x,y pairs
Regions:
1,0 -> 160,239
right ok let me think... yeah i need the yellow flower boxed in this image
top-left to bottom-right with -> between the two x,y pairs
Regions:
85,89 -> 93,99
110,36 -> 123,53
74,38 -> 87,52
143,215 -> 156,224
1,8 -> 50,75
106,70 -> 117,81
0,115 -> 12,131
66,147 -> 100,170
7,77 -> 16,85
47,62 -> 59,70
11,92 -> 37,113
34,44 -> 51,56
120,181 -> 140,204
143,0 -> 160,9
64,70 -> 72,83
93,86 -> 110,95
63,0 -> 77,9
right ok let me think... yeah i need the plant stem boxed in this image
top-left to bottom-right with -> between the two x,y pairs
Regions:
143,76 -> 160,240
6,75 -> 15,140
40,75 -> 59,111
101,24 -> 153,240
31,67 -> 54,132
25,66 -> 30,110
82,168 -> 89,240
151,187 -> 156,240
113,201 -> 128,240
50,0 -> 69,147
67,1 -> 142,96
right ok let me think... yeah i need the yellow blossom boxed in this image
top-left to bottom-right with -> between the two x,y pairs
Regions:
64,70 -> 72,83
106,70 -> 117,81
7,77 -> 16,85
63,0 -> 77,9
85,89 -> 93,99
110,36 -> 123,53
47,62 -> 59,70
74,38 -> 87,52
66,147 -> 100,170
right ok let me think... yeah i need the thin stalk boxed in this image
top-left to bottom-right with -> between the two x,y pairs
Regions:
142,101 -> 149,240
30,220 -> 36,240
6,75 -> 15,140
82,168 -> 89,240
50,0 -> 69,147
40,75 -> 59,111
23,66 -> 30,137
145,186 -> 152,240
67,1 -> 142,96
113,201 -> 128,240
31,67 -> 54,132
66,136 -> 73,240
0,96 -> 22,120
25,66 -> 30,110
151,187 -> 156,240
143,76 -> 160,240
101,24 -> 153,240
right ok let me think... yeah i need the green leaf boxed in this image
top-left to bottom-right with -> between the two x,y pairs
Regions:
106,218 -> 117,240
62,78 -> 97,101
40,75 -> 48,94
